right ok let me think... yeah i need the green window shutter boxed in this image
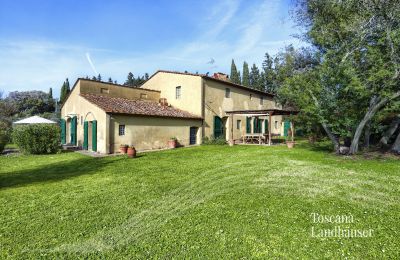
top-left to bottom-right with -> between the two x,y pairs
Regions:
253,117 -> 261,133
92,120 -> 97,152
246,117 -> 251,134
60,119 -> 66,144
70,116 -> 77,145
83,121 -> 88,150
265,119 -> 269,133
213,116 -> 223,138
284,120 -> 290,137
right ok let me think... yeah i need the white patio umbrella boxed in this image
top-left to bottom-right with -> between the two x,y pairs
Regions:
14,115 -> 57,124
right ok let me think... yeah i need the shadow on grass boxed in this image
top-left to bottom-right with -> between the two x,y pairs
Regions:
297,140 -> 334,153
0,156 -> 124,189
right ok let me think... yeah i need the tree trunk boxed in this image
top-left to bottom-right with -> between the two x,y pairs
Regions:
321,121 -> 340,152
379,115 -> 400,146
349,91 -> 400,154
364,121 -> 371,149
308,90 -> 340,152
391,131 -> 400,154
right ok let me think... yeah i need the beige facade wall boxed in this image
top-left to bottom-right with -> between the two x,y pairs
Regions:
61,81 -> 110,153
203,79 -> 282,140
80,79 -> 161,101
141,72 -> 203,116
109,115 -> 202,152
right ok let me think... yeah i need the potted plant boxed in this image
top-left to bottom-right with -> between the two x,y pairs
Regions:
120,144 -> 128,154
127,145 -> 136,158
168,137 -> 177,148
286,141 -> 295,148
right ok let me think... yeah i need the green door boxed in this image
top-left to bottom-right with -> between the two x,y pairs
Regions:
60,119 -> 66,144
284,120 -> 290,137
83,121 -> 88,150
246,117 -> 251,134
70,116 -> 77,145
213,116 -> 223,138
264,119 -> 269,133
92,120 -> 97,152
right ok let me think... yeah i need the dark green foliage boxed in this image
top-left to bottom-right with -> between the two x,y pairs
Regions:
65,78 -> 70,93
59,82 -> 66,103
7,91 -> 55,117
0,121 -> 10,153
48,88 -> 53,99
249,63 -> 262,90
124,72 -> 149,87
108,77 -> 113,83
262,53 -> 276,93
242,62 -> 250,87
230,59 -> 241,84
12,124 -> 60,154
125,72 -> 135,86
97,74 -> 102,81
202,136 -> 227,145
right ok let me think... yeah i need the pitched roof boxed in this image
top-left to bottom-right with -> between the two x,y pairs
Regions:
146,70 -> 275,97
80,94 -> 202,120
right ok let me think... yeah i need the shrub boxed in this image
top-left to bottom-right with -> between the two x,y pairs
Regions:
202,136 -> 227,145
0,121 -> 11,153
12,124 -> 60,154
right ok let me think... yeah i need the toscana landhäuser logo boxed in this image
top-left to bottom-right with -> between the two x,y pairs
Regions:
310,213 -> 374,238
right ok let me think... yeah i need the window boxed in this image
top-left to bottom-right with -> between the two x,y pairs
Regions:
275,121 -> 278,129
140,93 -> 148,99
176,86 -> 181,99
119,125 -> 125,136
237,120 -> 241,130
101,88 -> 109,94
225,88 -> 231,98
250,94 -> 253,100
260,96 -> 264,105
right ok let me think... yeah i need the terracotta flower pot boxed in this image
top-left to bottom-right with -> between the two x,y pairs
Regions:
120,145 -> 128,154
286,141 -> 295,149
168,140 -> 177,149
127,147 -> 136,158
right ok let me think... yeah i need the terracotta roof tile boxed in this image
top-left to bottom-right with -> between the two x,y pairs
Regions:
81,94 -> 202,120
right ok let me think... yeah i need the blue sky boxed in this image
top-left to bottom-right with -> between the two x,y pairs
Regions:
0,0 -> 302,98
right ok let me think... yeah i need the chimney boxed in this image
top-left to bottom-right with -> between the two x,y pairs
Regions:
159,98 -> 168,107
213,72 -> 229,81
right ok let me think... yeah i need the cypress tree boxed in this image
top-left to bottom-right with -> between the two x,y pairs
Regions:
242,62 -> 250,87
108,77 -> 113,83
250,63 -> 262,90
124,72 -> 135,87
262,53 -> 275,93
97,74 -> 102,81
230,59 -> 240,84
48,88 -> 53,99
65,78 -> 70,94
60,81 -> 66,103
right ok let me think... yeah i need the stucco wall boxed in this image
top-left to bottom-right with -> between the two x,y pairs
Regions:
203,79 -> 282,140
61,81 -> 110,153
141,72 -> 203,116
109,115 -> 203,152
80,79 -> 161,101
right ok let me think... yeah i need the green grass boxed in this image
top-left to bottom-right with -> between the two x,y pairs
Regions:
0,143 -> 399,259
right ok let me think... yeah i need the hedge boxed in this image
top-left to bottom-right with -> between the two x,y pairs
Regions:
12,124 -> 61,154
0,121 -> 10,153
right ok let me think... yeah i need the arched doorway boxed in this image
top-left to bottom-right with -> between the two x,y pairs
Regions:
83,112 -> 97,152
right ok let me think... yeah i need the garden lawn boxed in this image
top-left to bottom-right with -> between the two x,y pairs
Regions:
0,144 -> 399,258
